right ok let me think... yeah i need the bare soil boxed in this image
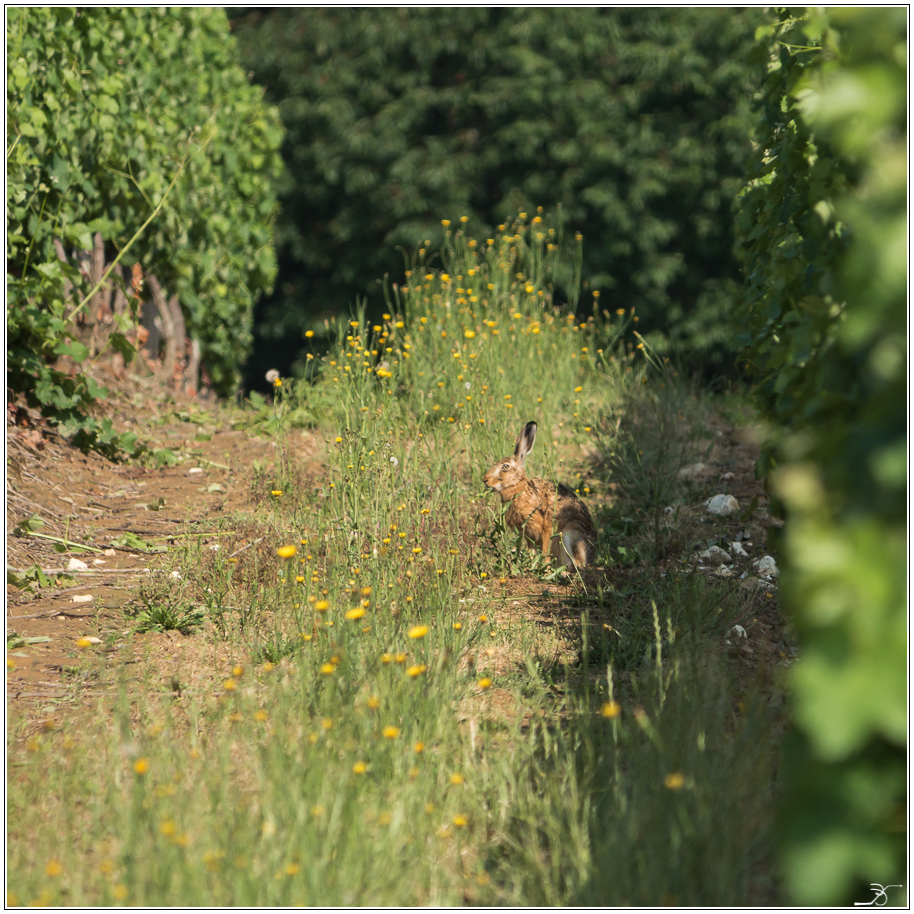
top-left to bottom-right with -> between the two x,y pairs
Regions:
6,376 -> 312,732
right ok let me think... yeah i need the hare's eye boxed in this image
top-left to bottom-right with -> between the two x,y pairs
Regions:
502,463 -> 510,470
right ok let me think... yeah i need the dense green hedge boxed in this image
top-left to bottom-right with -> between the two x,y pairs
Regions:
736,8 -> 906,905
7,7 -> 283,430
230,7 -> 762,380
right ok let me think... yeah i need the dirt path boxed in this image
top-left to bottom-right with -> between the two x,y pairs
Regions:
6,401 -> 285,725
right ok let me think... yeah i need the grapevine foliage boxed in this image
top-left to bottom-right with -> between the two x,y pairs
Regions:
7,7 -> 283,452
736,8 -> 906,905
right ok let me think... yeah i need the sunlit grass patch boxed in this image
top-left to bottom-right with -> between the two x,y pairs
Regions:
6,210 -> 781,906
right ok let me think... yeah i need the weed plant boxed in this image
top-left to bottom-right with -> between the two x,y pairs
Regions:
6,212 -> 779,906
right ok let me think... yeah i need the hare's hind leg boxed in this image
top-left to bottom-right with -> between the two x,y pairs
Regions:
572,535 -> 593,569
552,531 -> 592,570
551,532 -> 575,570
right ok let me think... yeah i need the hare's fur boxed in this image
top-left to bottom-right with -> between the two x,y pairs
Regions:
484,421 -> 596,569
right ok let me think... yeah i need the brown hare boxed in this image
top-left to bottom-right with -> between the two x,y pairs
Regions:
484,420 -> 596,569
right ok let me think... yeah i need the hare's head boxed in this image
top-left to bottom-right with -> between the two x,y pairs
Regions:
484,421 -> 537,494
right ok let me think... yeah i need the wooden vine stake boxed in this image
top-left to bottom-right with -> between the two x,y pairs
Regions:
53,238 -> 202,396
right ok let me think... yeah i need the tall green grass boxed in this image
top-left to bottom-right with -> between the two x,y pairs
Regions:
6,212 -> 779,906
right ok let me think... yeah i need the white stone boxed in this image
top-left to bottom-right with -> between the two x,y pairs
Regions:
731,541 -> 748,557
188,467 -> 204,475
71,594 -> 93,603
698,545 -> 732,563
705,494 -> 739,516
67,558 -> 89,571
756,555 -> 779,577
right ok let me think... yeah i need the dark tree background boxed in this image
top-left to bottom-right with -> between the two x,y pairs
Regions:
229,7 -> 763,387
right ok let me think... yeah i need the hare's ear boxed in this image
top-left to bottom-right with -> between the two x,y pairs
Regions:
514,421 -> 537,461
